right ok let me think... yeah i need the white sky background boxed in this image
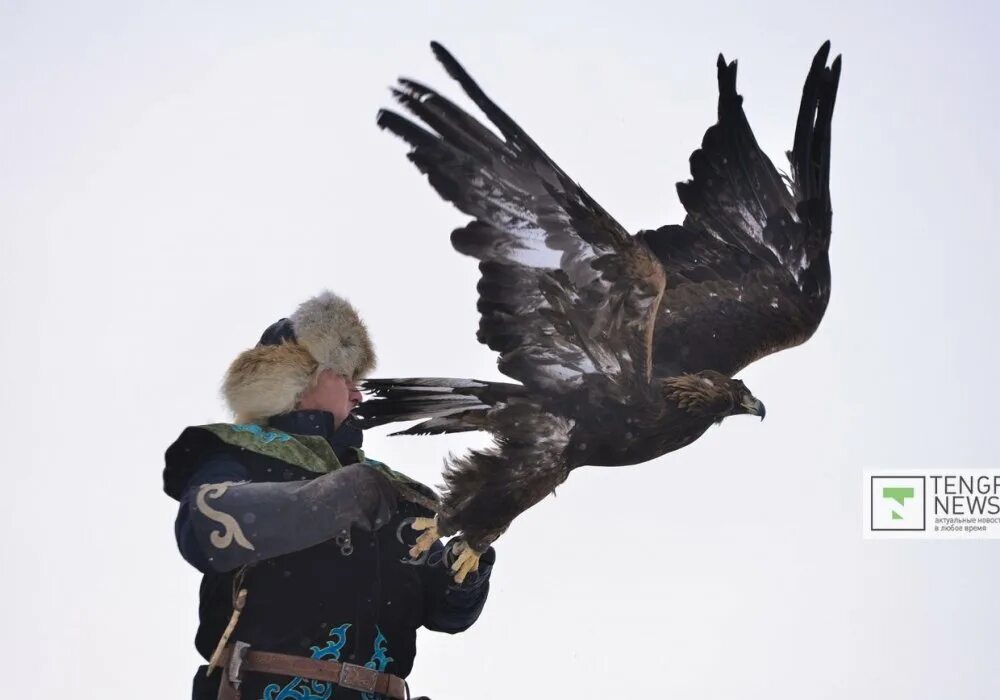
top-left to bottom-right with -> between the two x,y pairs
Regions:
2,1 -> 999,698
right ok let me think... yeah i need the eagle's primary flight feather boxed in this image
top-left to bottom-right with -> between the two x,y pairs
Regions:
359,42 -> 841,578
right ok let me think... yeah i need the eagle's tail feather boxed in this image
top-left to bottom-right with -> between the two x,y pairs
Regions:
389,414 -> 484,436
356,378 -> 523,435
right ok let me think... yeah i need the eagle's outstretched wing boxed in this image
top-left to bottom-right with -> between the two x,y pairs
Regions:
641,43 -> 841,377
371,43 -> 840,578
377,42 -> 665,396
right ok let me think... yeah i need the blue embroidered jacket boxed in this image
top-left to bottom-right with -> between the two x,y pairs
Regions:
164,410 -> 494,700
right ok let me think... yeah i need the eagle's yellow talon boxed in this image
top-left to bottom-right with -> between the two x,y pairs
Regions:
409,516 -> 440,558
449,540 -> 481,584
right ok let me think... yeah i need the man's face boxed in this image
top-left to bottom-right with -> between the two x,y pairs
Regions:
296,369 -> 363,428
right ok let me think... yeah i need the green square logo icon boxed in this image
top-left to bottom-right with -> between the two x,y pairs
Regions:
870,476 -> 926,531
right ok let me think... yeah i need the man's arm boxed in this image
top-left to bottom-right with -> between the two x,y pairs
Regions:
174,453 -> 399,574
420,542 -> 496,634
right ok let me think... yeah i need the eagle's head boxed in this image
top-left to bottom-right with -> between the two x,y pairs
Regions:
662,370 -> 766,423
727,377 -> 766,421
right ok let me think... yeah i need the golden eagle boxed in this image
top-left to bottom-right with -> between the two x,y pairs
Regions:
358,42 -> 841,581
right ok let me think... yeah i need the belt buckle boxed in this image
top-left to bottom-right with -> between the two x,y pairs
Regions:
339,662 -> 379,694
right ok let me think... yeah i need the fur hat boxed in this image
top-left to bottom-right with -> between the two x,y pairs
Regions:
222,291 -> 376,423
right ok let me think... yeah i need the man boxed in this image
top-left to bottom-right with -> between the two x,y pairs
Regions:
163,291 -> 494,700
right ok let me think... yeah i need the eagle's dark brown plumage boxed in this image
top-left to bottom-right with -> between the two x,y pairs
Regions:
358,42 -> 841,580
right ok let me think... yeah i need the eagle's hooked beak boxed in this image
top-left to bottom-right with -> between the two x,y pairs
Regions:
742,397 -> 766,421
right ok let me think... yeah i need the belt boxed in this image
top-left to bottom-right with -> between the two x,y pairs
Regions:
216,641 -> 409,700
